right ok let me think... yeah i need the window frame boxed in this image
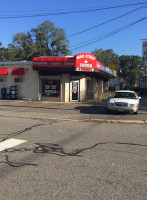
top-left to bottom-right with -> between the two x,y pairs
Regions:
14,77 -> 24,83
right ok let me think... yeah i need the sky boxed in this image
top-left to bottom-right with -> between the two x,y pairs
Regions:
0,0 -> 147,57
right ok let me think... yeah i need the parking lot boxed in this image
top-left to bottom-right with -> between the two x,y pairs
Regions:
0,94 -> 147,123
0,94 -> 147,200
0,114 -> 147,200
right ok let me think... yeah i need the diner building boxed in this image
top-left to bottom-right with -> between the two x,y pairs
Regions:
0,52 -> 116,102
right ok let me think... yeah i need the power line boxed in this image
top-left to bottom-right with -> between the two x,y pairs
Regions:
0,2 -> 147,20
1,2 -> 147,14
71,17 -> 147,49
70,17 -> 147,51
67,6 -> 144,38
71,16 -> 147,49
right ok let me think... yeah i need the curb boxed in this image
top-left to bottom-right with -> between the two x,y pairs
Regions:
90,119 -> 147,124
0,114 -> 147,124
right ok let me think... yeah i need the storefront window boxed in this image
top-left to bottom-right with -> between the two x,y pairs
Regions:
42,80 -> 60,97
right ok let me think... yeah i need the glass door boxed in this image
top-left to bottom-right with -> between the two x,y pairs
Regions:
70,80 -> 80,101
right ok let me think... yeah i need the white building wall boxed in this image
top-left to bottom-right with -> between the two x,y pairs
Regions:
80,76 -> 86,102
0,61 -> 38,100
61,74 -> 70,102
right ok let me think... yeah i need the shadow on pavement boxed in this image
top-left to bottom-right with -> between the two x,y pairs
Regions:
75,104 -> 108,115
74,104 -> 138,115
75,95 -> 147,116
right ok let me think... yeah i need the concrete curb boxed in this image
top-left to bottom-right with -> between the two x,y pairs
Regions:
0,114 -> 147,124
90,119 -> 147,124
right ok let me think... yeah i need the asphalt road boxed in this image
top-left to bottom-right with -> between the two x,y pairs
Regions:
0,94 -> 147,123
0,116 -> 147,200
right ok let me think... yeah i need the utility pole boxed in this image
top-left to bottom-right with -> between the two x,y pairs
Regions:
140,39 -> 147,88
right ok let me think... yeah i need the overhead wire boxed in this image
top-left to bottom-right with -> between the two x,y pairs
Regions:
67,6 -> 144,38
70,16 -> 147,51
0,2 -> 147,19
1,1 -> 147,14
0,2 -> 146,56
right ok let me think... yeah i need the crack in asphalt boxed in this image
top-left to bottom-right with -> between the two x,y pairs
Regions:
0,121 -> 57,143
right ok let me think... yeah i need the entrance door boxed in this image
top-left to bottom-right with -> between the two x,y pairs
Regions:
70,80 -> 80,101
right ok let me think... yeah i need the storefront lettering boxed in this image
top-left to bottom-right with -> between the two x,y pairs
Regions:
34,61 -> 48,65
42,80 -> 60,97
45,85 -> 50,89
77,54 -> 96,60
77,55 -> 85,59
51,85 -> 57,89
64,62 -> 75,66
50,62 -> 61,65
80,63 -> 92,67
45,90 -> 57,94
85,54 -> 96,60
76,68 -> 94,72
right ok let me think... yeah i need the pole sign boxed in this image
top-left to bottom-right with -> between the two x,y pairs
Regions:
142,41 -> 147,61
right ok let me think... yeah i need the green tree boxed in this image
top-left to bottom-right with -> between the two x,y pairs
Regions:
12,32 -> 37,60
119,55 -> 144,86
31,20 -> 71,56
0,42 -> 5,61
1,20 -> 70,61
91,48 -> 120,70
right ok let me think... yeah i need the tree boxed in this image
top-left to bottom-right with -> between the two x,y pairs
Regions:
31,20 -> 71,56
91,48 -> 120,70
0,42 -> 11,61
12,32 -> 37,60
119,55 -> 144,87
0,20 -> 71,61
0,42 -> 5,61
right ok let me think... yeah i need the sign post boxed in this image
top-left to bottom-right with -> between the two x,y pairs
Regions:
142,40 -> 147,88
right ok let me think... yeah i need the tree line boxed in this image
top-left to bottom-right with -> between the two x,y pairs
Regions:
92,48 -> 146,87
0,20 -> 70,61
0,20 -> 146,87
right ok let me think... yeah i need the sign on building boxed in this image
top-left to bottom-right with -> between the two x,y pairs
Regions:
142,41 -> 147,61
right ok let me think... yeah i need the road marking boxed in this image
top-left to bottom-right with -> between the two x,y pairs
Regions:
0,138 -> 27,152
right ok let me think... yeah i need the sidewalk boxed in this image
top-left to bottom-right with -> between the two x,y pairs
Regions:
0,99 -> 147,124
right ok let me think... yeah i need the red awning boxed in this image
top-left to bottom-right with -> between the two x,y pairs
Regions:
0,68 -> 8,75
11,68 -> 25,75
33,56 -> 75,67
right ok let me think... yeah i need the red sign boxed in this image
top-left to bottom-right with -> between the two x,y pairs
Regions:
33,57 -> 75,67
75,53 -> 97,69
76,68 -> 94,72
32,52 -> 111,75
96,61 -> 106,71
75,53 -> 107,72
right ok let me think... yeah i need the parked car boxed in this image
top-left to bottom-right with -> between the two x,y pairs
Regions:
108,90 -> 141,114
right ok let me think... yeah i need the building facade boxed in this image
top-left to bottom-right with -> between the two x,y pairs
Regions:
0,52 -> 116,102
